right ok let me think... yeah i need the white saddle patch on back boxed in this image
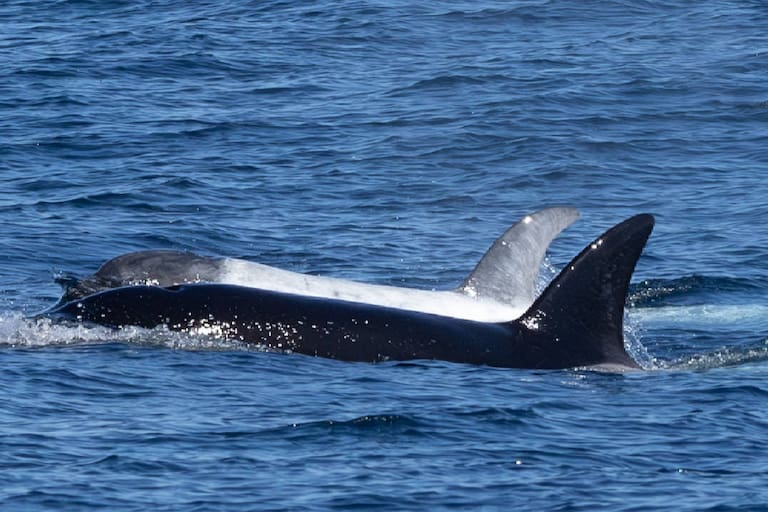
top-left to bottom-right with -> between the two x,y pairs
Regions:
218,258 -> 526,323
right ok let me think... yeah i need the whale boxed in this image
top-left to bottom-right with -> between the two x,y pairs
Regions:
46,214 -> 654,370
56,207 -> 578,322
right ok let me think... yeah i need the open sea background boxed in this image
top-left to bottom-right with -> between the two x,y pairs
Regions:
1,1 -> 767,510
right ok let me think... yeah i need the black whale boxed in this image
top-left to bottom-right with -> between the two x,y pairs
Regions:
46,214 -> 653,370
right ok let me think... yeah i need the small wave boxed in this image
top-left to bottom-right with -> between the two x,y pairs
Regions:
242,414 -> 426,442
630,275 -> 763,306
662,342 -> 768,371
630,304 -> 768,328
286,414 -> 422,433
76,454 -> 188,474
387,73 -> 508,96
447,406 -> 539,426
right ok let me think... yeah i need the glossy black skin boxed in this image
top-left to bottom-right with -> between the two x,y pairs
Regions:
46,215 -> 654,370
50,284 -> 538,366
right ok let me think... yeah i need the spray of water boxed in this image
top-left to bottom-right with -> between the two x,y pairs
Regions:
0,311 -> 255,352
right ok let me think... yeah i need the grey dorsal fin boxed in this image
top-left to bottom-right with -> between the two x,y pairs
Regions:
458,207 -> 579,308
518,214 -> 654,369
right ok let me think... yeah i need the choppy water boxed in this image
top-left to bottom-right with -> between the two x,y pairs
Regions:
2,1 -> 767,510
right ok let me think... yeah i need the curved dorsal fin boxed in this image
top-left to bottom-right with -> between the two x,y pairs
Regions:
458,207 -> 579,309
516,214 -> 654,369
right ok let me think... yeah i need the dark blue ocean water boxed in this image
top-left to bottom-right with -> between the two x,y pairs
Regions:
2,1 -> 768,510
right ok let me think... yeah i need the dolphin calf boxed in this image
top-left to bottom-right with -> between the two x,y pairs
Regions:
46,214 -> 654,370
57,207 -> 578,322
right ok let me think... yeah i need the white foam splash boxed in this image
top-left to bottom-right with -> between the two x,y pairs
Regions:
1,311 -> 116,347
0,311 -> 253,351
622,311 -> 657,370
628,305 -> 768,370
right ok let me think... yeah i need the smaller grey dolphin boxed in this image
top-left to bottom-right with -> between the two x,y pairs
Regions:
57,207 -> 578,322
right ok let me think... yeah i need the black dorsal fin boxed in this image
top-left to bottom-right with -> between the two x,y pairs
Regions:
517,214 -> 654,369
